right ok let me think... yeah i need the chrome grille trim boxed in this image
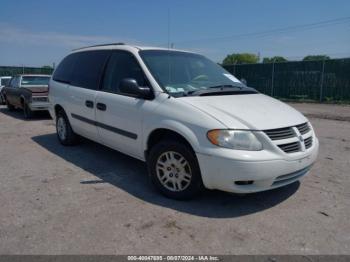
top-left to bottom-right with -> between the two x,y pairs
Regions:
296,122 -> 311,134
263,127 -> 295,140
304,136 -> 313,149
278,141 -> 300,153
263,122 -> 313,154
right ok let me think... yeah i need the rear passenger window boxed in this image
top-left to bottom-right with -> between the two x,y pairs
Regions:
102,51 -> 147,93
53,54 -> 78,83
70,51 -> 110,90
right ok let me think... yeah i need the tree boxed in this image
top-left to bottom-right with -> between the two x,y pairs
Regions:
42,65 -> 53,69
302,55 -> 330,61
262,56 -> 288,63
222,53 -> 259,65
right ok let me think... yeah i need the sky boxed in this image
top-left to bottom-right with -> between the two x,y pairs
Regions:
0,0 -> 349,67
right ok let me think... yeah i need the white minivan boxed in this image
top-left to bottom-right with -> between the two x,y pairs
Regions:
48,43 -> 319,199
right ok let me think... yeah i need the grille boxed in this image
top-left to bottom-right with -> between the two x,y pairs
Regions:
296,122 -> 310,134
304,136 -> 313,149
263,127 -> 295,140
32,97 -> 48,102
273,165 -> 311,186
278,141 -> 300,153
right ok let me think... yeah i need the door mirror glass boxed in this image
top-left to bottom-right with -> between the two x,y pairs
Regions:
119,78 -> 151,99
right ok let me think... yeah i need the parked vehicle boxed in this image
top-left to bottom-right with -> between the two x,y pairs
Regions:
3,74 -> 51,118
0,76 -> 12,104
49,44 -> 319,199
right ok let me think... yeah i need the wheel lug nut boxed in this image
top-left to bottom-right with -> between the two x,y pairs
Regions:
167,167 -> 171,171
169,173 -> 173,177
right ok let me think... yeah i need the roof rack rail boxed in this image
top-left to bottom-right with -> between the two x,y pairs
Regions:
72,42 -> 125,51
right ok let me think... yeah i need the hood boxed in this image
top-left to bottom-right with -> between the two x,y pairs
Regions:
181,94 -> 307,130
22,85 -> 48,95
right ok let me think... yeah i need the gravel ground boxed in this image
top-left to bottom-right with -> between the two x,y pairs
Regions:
0,103 -> 349,255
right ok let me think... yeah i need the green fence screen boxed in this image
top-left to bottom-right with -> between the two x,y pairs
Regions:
1,59 -> 349,103
0,66 -> 53,77
224,58 -> 350,102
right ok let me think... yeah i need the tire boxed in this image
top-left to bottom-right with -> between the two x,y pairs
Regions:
23,102 -> 33,119
56,110 -> 79,146
6,99 -> 15,111
147,140 -> 204,200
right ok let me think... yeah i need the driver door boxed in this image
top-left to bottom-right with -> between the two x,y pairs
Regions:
6,76 -> 21,106
95,51 -> 151,159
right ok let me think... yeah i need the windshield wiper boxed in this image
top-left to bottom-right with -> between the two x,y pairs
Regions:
185,86 -> 257,97
208,84 -> 243,90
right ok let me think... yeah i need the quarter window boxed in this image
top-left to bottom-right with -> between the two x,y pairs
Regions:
52,53 -> 78,83
102,51 -> 147,93
70,51 -> 109,90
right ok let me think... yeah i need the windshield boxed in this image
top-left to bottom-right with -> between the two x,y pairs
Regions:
140,50 -> 247,97
21,76 -> 50,86
1,78 -> 11,86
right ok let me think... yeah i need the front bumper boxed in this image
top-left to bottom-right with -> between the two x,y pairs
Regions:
196,138 -> 319,193
29,102 -> 50,111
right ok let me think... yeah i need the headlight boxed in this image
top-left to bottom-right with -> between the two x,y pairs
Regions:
207,129 -> 263,151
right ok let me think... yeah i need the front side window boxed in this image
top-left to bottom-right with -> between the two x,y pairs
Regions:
21,76 -> 50,86
102,51 -> 147,93
140,50 -> 251,97
9,77 -> 19,88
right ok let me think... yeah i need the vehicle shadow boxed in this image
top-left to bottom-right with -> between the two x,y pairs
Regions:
0,106 -> 51,121
32,133 -> 300,218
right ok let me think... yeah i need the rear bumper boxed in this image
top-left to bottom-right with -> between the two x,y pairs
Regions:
196,138 -> 319,193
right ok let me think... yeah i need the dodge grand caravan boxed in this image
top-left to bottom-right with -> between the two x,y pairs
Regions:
48,43 -> 319,199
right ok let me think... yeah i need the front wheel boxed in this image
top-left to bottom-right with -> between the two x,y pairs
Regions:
23,102 -> 33,119
148,140 -> 203,200
6,99 -> 15,111
56,111 -> 79,146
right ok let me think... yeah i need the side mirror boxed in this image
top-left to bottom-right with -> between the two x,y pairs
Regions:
119,78 -> 152,99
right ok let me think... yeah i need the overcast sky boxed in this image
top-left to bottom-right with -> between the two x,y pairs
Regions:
0,0 -> 349,66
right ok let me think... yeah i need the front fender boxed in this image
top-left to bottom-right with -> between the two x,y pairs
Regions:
143,120 -> 203,153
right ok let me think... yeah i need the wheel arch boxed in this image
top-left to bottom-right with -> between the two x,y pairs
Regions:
54,104 -> 65,116
144,122 -> 201,159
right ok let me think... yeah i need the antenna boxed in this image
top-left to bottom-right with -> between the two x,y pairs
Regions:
167,8 -> 170,49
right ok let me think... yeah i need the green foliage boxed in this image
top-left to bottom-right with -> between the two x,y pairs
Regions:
222,53 -> 259,65
262,56 -> 288,63
302,55 -> 330,61
42,65 -> 53,69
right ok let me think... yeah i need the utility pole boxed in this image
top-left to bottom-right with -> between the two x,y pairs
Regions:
271,58 -> 275,96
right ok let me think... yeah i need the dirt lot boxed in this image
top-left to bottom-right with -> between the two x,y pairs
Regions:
0,103 -> 349,255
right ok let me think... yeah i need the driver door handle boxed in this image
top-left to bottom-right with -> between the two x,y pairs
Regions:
96,102 -> 107,111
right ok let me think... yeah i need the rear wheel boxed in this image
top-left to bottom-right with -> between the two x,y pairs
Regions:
148,140 -> 203,200
56,110 -> 79,146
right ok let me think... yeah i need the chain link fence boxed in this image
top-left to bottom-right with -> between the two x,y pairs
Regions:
224,58 -> 350,103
